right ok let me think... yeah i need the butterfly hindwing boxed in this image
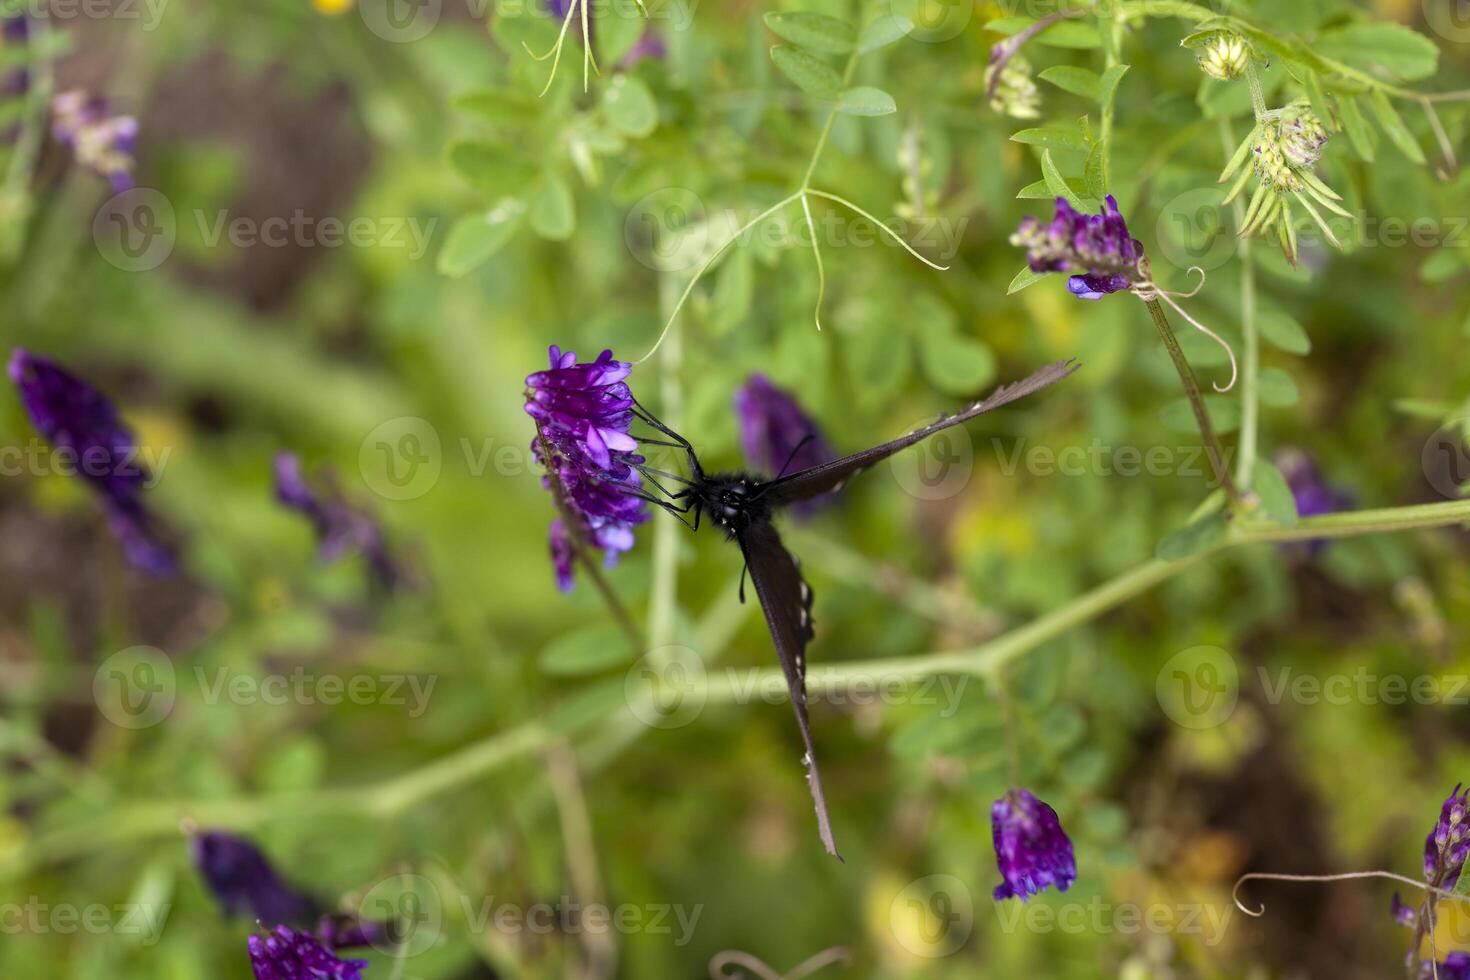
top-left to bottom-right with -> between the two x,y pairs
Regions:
737,518 -> 840,859
762,358 -> 1079,508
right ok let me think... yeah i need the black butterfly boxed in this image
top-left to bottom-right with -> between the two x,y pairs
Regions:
618,359 -> 1079,858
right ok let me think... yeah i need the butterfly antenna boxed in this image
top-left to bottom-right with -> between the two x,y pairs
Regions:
630,396 -> 704,478
738,560 -> 749,604
774,434 -> 816,481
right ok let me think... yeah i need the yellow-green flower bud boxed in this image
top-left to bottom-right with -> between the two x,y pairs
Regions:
986,54 -> 1041,120
1196,32 -> 1250,81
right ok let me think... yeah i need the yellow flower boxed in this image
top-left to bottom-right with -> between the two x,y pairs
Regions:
313,0 -> 355,15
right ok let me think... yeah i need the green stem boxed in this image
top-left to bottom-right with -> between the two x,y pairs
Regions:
1244,59 -> 1268,121
648,274 -> 683,651
1100,0 -> 1122,190
1221,118 -> 1260,489
1145,298 -> 1243,507
15,499 -> 1470,877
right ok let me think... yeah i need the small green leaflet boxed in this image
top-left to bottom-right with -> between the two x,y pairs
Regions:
857,14 -> 912,53
837,86 -> 896,116
770,45 -> 842,100
1157,511 -> 1228,561
438,200 -> 526,278
1251,460 -> 1299,528
1008,265 -> 1048,294
763,11 -> 855,55
1367,90 -> 1426,165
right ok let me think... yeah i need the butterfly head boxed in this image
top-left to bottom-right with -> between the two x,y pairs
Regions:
690,472 -> 771,539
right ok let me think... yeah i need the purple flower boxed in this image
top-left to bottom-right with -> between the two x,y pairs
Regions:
734,373 -> 834,516
1390,892 -> 1417,928
1011,195 -> 1143,300
8,348 -> 175,573
51,89 -> 138,191
248,925 -> 368,980
991,788 -> 1077,901
273,452 -> 400,590
1423,953 -> 1470,980
1425,783 -> 1470,889
525,345 -> 649,591
190,831 -> 316,927
3,14 -> 29,98
1274,448 -> 1346,519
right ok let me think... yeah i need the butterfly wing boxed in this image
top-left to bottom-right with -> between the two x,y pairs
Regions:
762,359 -> 1079,508
738,518 -> 841,859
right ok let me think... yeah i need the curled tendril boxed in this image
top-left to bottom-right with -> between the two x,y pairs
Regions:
1132,267 -> 1238,392
709,946 -> 850,980
1232,869 -> 1470,918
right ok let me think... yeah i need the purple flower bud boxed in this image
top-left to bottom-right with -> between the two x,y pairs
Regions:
190,831 -> 316,927
525,345 -> 650,591
991,788 -> 1077,901
1423,953 -> 1470,980
51,89 -> 138,190
1011,196 -> 1143,299
248,925 -> 368,980
734,373 -> 834,516
2,14 -> 29,98
1390,892 -> 1417,928
273,452 -> 400,590
1425,783 -> 1470,888
1274,448 -> 1346,519
8,348 -> 175,573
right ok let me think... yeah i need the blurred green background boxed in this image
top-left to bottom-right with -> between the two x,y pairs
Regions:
2,0 -> 1470,976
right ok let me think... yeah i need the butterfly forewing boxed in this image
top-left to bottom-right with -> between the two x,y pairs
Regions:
762,359 -> 1079,508
737,519 -> 841,859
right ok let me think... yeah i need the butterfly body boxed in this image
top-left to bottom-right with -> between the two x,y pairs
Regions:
624,360 -> 1080,859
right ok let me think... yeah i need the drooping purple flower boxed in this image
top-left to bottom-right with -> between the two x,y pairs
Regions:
991,788 -> 1077,901
1423,953 -> 1470,980
1011,195 -> 1143,300
1390,892 -> 1417,928
51,89 -> 138,191
2,14 -> 29,98
734,373 -> 834,516
1425,783 -> 1470,889
248,925 -> 368,980
8,348 -> 175,573
273,452 -> 400,590
190,831 -> 316,927
1274,448 -> 1346,519
525,345 -> 650,591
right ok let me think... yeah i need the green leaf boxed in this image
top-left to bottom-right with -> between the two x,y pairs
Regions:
1097,64 -> 1130,112
594,5 -> 646,66
1368,90 -> 1427,165
1302,70 -> 1335,133
1010,126 -> 1091,153
1016,179 -> 1056,200
1257,367 -> 1300,407
917,322 -> 997,396
770,45 -> 842,99
1251,459 -> 1299,527
452,88 -> 540,127
448,139 -> 539,194
539,625 -> 633,676
986,16 -> 1101,49
437,201 -> 526,278
1159,396 -> 1240,435
763,11 -> 856,55
1336,94 -> 1377,162
1422,249 -> 1467,285
836,86 -> 897,116
1258,311 -> 1311,355
1038,65 -> 1101,100
1038,705 -> 1087,753
1316,22 -> 1439,82
1083,142 -> 1106,200
1157,512 -> 1228,561
1041,149 -> 1093,212
1008,265 -> 1049,294
857,13 -> 912,53
528,174 -> 575,241
601,74 -> 659,137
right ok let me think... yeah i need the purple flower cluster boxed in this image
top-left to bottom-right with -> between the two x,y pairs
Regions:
51,89 -> 138,191
249,925 -> 368,980
1011,195 -> 1143,300
273,452 -> 400,590
3,14 -> 29,98
734,373 -> 833,516
1426,783 -> 1470,889
1423,953 -> 1470,980
525,345 -> 649,592
991,788 -> 1077,901
8,348 -> 175,573
1274,448 -> 1345,520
